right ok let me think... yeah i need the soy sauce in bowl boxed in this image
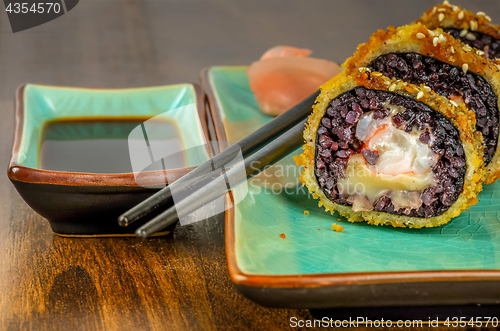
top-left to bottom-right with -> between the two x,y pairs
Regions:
39,117 -> 187,174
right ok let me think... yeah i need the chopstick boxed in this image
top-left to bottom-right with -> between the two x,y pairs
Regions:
118,91 -> 319,227
135,119 -> 307,238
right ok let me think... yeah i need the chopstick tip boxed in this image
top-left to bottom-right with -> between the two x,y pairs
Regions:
135,228 -> 148,239
118,215 -> 129,227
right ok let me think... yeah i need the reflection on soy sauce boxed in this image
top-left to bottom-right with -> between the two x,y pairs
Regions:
39,117 -> 186,173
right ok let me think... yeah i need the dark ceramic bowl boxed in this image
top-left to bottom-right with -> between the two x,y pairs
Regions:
8,83 -> 213,236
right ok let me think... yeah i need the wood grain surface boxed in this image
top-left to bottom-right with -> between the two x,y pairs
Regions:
1,0 -> 499,330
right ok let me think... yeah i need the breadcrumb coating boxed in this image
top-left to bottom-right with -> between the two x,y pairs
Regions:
295,69 -> 485,228
415,3 -> 499,41
342,23 -> 500,184
332,223 -> 344,232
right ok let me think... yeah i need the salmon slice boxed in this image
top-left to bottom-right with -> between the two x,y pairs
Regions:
247,46 -> 341,116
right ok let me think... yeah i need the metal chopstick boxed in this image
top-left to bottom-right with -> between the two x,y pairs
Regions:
135,119 -> 307,238
118,91 -> 318,227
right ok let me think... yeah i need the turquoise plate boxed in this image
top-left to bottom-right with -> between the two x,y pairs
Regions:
202,66 -> 500,308
8,83 -> 213,236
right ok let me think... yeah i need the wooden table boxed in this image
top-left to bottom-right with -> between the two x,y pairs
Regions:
1,0 -> 499,330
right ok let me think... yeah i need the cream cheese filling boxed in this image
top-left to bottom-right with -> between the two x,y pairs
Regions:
338,104 -> 438,212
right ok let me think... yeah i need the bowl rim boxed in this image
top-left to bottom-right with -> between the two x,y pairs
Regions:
200,65 -> 500,291
8,83 -> 214,187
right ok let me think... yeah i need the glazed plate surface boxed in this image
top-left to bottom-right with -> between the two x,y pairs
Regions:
202,66 -> 500,308
8,83 -> 212,236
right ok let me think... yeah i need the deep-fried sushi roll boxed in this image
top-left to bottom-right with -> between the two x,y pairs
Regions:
295,69 -> 484,228
343,23 -> 500,184
415,2 -> 500,60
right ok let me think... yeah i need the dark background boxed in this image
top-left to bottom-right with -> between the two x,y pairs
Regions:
0,0 -> 499,330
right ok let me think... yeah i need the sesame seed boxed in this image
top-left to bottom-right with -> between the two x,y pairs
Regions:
438,34 -> 447,43
477,11 -> 486,16
383,81 -> 391,86
438,8 -> 446,12
358,67 -> 370,72
371,72 -> 382,77
433,37 -> 439,46
460,29 -> 468,37
462,44 -> 473,52
423,86 -> 432,92
389,84 -> 397,91
416,91 -> 424,100
428,30 -> 436,37
443,0 -> 450,5
477,50 -> 485,56
485,15 -> 492,22
466,32 -> 476,40
439,13 -> 445,22
432,7 -> 437,15
470,20 -> 477,31
495,64 -> 500,71
450,46 -> 455,53
416,32 -> 426,39
452,5 -> 459,12
458,11 -> 464,20
462,63 -> 469,73
450,100 -> 458,107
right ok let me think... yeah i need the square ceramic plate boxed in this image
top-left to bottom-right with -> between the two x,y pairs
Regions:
202,66 -> 500,309
8,83 -> 213,236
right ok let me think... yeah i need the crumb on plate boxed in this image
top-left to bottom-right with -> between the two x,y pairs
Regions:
332,223 -> 344,232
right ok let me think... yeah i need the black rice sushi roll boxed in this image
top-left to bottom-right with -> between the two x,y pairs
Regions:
343,23 -> 500,184
296,69 -> 484,228
415,2 -> 500,60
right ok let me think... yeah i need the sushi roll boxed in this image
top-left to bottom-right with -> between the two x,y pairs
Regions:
343,23 -> 500,184
415,2 -> 500,60
296,69 -> 484,228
